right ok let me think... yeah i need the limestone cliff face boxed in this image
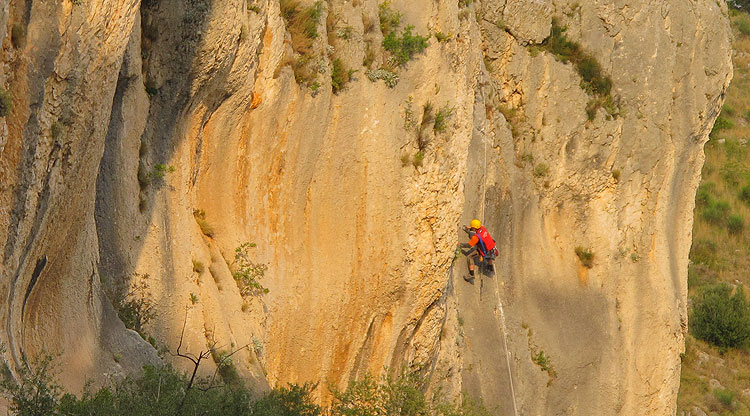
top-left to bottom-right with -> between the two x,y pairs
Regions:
0,0 -> 732,414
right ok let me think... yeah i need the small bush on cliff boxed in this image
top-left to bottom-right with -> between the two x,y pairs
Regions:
0,88 -> 13,118
280,0 -> 322,52
378,1 -> 402,34
107,273 -> 157,338
232,242 -> 269,297
193,209 -> 215,237
702,199 -> 730,225
691,284 -> 750,349
11,24 -> 26,49
542,18 -> 617,119
331,58 -> 349,93
383,25 -> 429,67
728,214 -> 745,234
574,246 -> 594,268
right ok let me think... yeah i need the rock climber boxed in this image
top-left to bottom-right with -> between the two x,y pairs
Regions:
459,219 -> 498,281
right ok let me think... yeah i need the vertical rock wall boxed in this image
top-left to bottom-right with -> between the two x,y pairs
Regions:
0,0 -> 732,413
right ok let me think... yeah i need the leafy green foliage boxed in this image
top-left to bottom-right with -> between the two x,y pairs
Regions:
738,15 -> 750,35
254,383 -> 321,416
711,116 -> 734,138
739,184 -> 750,204
533,163 -> 550,178
433,105 -> 454,133
383,25 -> 429,66
532,350 -> 552,372
365,68 -> 399,88
280,0 -> 322,58
232,242 -> 269,297
691,284 -> 750,349
331,58 -> 349,93
543,18 -> 617,119
702,199 -> 730,225
11,24 -> 26,49
413,150 -> 425,168
574,246 -> 594,268
330,370 -> 491,416
435,31 -> 452,42
210,349 -> 241,386
2,358 -> 490,416
728,214 -> 744,234
714,388 -> 735,407
193,209 -> 215,237
1,355 -> 61,416
378,1 -> 402,34
106,273 -> 156,337
0,88 -> 13,118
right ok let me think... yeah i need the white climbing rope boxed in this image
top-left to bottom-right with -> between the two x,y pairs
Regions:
479,126 -> 519,416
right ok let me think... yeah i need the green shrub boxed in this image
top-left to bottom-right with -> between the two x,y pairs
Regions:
106,273 -> 156,338
330,369 -> 491,416
11,24 -> 26,48
232,242 -> 269,297
577,56 -> 611,96
433,105 -> 453,133
691,284 -> 750,349
0,88 -> 13,118
331,58 -> 348,93
714,388 -> 735,407
412,150 -> 425,168
280,0 -> 322,53
192,260 -> 205,273
532,350 -> 552,372
574,246 -> 594,268
336,26 -> 353,40
378,1 -> 402,34
720,161 -> 748,188
1,354 -> 61,416
711,116 -> 734,137
544,18 -> 616,117
144,79 -> 159,96
723,103 -> 736,117
435,31 -> 452,42
724,138 -> 746,161
702,200 -> 730,225
51,122 -> 64,141
738,16 -> 750,35
3,357 -> 489,416
612,169 -> 621,182
400,153 -> 411,167
728,214 -> 745,234
739,184 -> 750,204
690,239 -> 718,267
193,209 -> 215,237
148,164 -> 175,181
211,350 -> 241,386
190,293 -> 199,304
533,163 -> 550,178
365,68 -> 399,88
383,25 -> 429,66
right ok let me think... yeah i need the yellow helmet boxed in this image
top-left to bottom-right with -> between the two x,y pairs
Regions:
470,219 -> 481,229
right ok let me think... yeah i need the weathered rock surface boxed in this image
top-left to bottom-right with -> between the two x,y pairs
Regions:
0,0 -> 732,414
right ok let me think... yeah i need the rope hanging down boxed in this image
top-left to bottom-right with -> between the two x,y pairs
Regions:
479,124 -> 519,416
